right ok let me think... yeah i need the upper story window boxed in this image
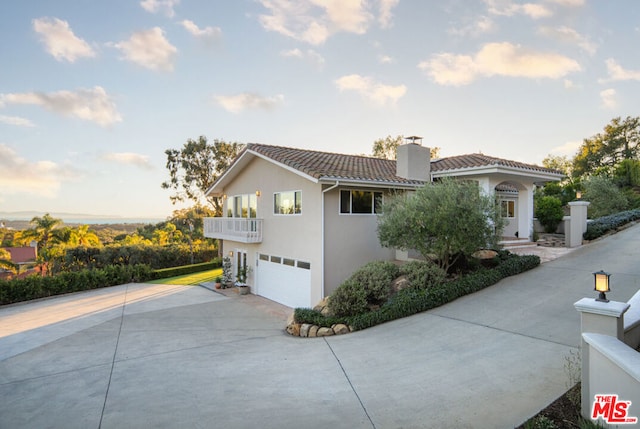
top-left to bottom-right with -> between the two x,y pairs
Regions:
228,194 -> 257,218
340,190 -> 383,214
274,191 -> 301,215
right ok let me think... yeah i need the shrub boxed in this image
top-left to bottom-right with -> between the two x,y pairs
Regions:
327,261 -> 399,317
295,252 -> 541,331
583,209 -> 640,240
535,196 -> 564,233
582,176 -> 628,218
398,260 -> 447,290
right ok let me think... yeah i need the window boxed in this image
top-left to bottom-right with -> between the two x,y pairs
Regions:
230,194 -> 257,218
259,254 -> 269,261
501,200 -> 515,218
274,191 -> 301,215
340,190 -> 383,214
283,258 -> 295,267
297,261 -> 311,270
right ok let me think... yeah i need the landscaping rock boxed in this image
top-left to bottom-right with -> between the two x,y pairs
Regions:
286,322 -> 300,336
313,297 -> 332,316
333,324 -> 349,335
300,323 -> 311,337
308,325 -> 319,337
390,275 -> 410,293
472,249 -> 498,259
316,327 -> 334,337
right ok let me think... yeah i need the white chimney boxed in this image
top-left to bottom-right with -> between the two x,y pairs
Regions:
396,136 -> 431,181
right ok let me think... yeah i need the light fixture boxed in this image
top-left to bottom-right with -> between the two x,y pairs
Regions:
576,191 -> 582,200
222,194 -> 227,200
593,270 -> 611,302
229,251 -> 234,257
256,190 -> 261,197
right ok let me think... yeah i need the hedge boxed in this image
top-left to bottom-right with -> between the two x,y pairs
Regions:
583,209 -> 640,241
0,259 -> 221,306
293,253 -> 541,331
0,264 -> 155,305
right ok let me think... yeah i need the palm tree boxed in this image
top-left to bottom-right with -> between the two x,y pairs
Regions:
20,213 -> 64,275
0,248 -> 17,274
68,225 -> 102,247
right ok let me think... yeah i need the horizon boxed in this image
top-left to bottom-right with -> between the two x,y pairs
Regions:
1,1 -> 639,217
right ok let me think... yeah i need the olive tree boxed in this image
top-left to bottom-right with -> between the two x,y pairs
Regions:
377,178 -> 504,272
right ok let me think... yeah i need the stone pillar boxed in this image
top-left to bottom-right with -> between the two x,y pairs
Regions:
574,298 -> 630,419
567,201 -> 590,247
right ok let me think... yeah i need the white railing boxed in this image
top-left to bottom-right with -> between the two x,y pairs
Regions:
203,218 -> 263,243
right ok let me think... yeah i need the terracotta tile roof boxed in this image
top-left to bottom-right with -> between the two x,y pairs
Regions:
4,247 -> 37,264
431,153 -> 560,175
246,143 -> 425,185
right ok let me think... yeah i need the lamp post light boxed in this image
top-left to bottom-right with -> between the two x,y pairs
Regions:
593,270 -> 611,302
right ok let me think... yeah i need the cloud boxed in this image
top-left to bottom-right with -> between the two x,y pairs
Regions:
0,86 -> 122,126
418,42 -> 581,86
449,16 -> 495,37
140,0 -> 180,17
214,93 -> 285,113
600,58 -> 640,82
335,74 -> 406,106
378,54 -> 394,64
600,88 -> 616,109
101,152 -> 153,170
0,144 -> 80,198
545,0 -> 584,6
280,48 -> 325,66
32,17 -> 96,62
484,0 -> 552,19
378,0 -> 400,28
112,27 -> 177,72
550,140 -> 581,156
538,26 -> 596,55
258,0 -> 397,45
180,20 -> 222,43
0,115 -> 35,127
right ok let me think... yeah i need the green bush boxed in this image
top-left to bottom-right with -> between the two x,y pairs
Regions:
327,261 -> 400,317
535,196 -> 564,233
0,264 -> 155,305
295,253 -> 541,331
583,209 -> 640,240
583,176 -> 628,218
398,260 -> 447,289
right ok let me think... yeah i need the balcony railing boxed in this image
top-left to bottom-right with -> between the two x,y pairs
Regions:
203,217 -> 263,243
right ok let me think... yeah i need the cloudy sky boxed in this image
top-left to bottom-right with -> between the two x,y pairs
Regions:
1,0 -> 639,218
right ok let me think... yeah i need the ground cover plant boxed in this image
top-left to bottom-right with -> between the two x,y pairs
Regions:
294,250 -> 540,331
583,208 -> 640,240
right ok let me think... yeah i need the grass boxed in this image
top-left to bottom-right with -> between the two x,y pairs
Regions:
147,268 -> 223,286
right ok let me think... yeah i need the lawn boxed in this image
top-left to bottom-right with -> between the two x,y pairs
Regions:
147,268 -> 223,286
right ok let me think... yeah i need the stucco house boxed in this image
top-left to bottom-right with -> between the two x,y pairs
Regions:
203,142 -> 562,308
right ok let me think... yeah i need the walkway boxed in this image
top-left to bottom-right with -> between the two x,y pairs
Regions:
1,224 -> 639,428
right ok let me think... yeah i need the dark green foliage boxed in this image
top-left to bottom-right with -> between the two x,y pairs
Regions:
535,196 -> 565,233
294,253 -> 540,331
52,244 -> 218,272
398,260 -> 447,289
582,176 -> 629,218
0,264 -> 155,305
327,261 -> 400,317
583,209 -> 640,240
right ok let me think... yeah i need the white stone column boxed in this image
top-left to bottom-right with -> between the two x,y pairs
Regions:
574,298 -> 630,419
567,201 -> 590,248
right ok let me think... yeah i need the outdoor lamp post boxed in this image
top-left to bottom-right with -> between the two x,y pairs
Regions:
576,190 -> 582,200
593,270 -> 611,302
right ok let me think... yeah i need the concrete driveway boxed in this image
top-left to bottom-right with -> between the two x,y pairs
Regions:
1,223 -> 640,429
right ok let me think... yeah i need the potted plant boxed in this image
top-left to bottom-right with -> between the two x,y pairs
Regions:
235,266 -> 252,295
214,275 -> 223,289
222,257 -> 233,289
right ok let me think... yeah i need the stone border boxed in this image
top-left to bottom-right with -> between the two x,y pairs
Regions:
286,321 -> 353,337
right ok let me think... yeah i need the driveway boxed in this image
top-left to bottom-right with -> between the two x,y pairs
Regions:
1,223 -> 639,429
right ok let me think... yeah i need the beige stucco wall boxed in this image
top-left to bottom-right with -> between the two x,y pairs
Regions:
217,157 -> 324,305
322,186 -> 396,297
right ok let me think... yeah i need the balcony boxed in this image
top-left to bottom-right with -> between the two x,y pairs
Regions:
203,217 -> 263,243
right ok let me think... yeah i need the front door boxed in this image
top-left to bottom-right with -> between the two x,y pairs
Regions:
235,249 -> 247,283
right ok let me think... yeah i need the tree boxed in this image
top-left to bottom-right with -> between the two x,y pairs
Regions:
582,176 -> 628,218
377,178 -> 504,272
67,225 -> 102,247
535,196 -> 564,233
162,136 -> 243,215
20,213 -> 63,250
0,248 -> 16,273
371,135 -> 440,160
572,116 -> 640,177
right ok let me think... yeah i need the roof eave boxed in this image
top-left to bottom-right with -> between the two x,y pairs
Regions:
431,165 -> 564,182
319,177 -> 425,189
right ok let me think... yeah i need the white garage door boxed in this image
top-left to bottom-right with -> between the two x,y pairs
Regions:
255,254 -> 311,308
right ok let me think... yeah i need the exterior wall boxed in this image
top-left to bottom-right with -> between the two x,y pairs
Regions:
217,156 -> 324,306
322,186 -> 396,297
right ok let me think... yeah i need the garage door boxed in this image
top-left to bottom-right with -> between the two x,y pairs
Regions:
255,254 -> 311,308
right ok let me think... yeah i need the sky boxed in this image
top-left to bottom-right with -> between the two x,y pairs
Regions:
1,0 -> 639,219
